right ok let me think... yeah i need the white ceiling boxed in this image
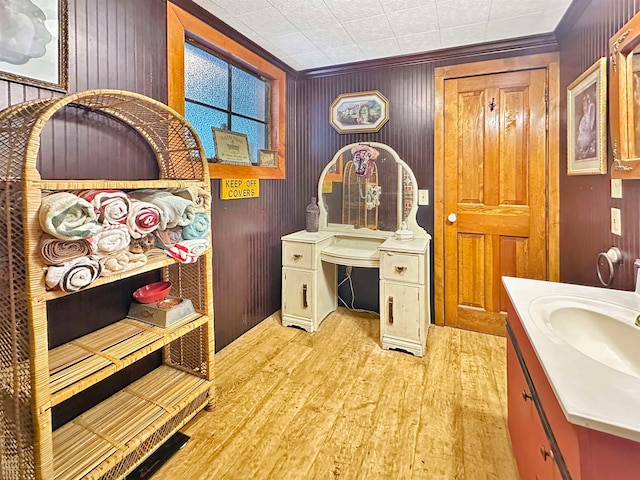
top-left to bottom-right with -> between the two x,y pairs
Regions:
192,0 -> 573,71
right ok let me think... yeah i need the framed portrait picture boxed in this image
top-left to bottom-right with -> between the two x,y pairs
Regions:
329,90 -> 389,134
567,58 -> 607,175
212,128 -> 251,165
258,149 -> 278,167
0,0 -> 68,91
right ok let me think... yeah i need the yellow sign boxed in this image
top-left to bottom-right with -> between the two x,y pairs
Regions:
221,179 -> 259,199
322,181 -> 333,193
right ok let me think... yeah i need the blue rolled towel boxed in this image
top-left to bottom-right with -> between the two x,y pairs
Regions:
182,213 -> 210,240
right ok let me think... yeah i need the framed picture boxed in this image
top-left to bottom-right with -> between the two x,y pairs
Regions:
0,0 -> 68,91
258,149 -> 278,167
330,90 -> 389,134
212,128 -> 251,165
567,58 -> 607,175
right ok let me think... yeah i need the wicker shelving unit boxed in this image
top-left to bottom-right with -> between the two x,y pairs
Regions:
0,90 -> 215,480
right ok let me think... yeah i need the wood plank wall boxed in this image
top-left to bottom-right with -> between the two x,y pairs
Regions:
296,43 -> 557,312
557,0 -> 640,290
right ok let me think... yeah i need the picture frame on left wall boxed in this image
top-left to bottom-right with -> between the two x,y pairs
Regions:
0,0 -> 68,91
567,57 -> 607,175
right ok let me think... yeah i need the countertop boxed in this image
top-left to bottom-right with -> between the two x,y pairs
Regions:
503,276 -> 640,442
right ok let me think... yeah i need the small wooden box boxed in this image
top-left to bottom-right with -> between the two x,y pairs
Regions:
127,297 -> 195,328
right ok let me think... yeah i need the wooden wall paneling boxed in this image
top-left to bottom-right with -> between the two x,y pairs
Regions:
557,0 -> 640,290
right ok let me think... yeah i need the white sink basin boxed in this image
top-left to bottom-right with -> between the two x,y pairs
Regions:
528,296 -> 640,378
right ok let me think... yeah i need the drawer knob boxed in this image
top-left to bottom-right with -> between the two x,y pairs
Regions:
522,390 -> 533,402
539,446 -> 553,462
293,254 -> 303,260
394,265 -> 406,273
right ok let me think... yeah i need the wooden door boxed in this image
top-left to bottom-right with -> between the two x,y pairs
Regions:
443,69 -> 548,335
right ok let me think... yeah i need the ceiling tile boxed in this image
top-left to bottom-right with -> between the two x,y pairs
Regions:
437,0 -> 491,29
322,0 -> 385,21
397,30 -> 442,54
290,50 -> 333,69
387,5 -> 439,36
193,0 -> 227,18
235,7 -> 298,38
342,14 -> 395,43
272,0 -> 338,30
215,0 -> 271,13
270,32 -> 318,56
325,44 -> 366,64
381,0 -> 436,13
359,38 -> 403,59
488,0 -> 545,21
439,22 -> 486,48
303,26 -> 354,50
485,12 -> 547,42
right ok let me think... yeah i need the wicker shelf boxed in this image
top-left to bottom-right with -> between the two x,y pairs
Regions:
45,250 -> 179,301
0,90 -> 216,480
49,313 -> 207,406
35,179 -> 208,190
52,366 -> 209,480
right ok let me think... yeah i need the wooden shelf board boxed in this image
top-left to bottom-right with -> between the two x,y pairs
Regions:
53,366 -> 209,480
45,251 -> 177,301
36,179 -> 208,190
49,313 -> 206,406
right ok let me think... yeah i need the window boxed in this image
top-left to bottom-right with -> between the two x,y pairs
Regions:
167,3 -> 286,179
184,41 -> 269,164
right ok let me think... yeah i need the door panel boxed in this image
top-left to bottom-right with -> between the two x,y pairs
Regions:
444,69 -> 547,336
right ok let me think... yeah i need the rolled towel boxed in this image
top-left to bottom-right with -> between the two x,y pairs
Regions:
129,234 -> 156,254
90,225 -> 131,257
98,251 -> 148,276
166,239 -> 209,263
168,187 -> 211,213
75,189 -> 131,225
39,192 -> 101,240
182,213 -> 210,240
40,235 -> 92,265
129,190 -> 196,230
45,256 -> 101,291
155,226 -> 182,249
127,200 -> 161,239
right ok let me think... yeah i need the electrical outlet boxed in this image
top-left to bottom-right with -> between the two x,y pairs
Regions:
418,189 -> 429,205
611,179 -> 623,199
611,208 -> 622,236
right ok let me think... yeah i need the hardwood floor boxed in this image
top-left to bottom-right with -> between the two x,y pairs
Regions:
153,308 -> 518,479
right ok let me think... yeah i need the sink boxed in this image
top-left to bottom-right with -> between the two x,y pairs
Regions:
528,296 -> 640,378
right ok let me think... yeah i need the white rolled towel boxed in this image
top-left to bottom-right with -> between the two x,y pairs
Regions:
75,189 -> 131,225
45,256 -> 101,291
165,239 -> 210,263
129,190 -> 196,230
90,225 -> 131,257
39,192 -> 101,240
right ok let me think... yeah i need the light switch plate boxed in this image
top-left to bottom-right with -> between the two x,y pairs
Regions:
611,179 -> 623,198
611,208 -> 622,236
418,189 -> 429,205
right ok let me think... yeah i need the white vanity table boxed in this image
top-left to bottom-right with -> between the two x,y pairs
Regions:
281,142 -> 431,356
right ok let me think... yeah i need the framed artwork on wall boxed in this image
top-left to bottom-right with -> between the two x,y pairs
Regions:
567,58 -> 607,175
211,128 -> 252,165
0,0 -> 68,91
329,90 -> 389,134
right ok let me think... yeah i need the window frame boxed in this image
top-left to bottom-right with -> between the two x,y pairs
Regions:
167,3 -> 286,179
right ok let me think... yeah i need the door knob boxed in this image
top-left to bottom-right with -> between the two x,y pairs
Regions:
447,213 -> 457,223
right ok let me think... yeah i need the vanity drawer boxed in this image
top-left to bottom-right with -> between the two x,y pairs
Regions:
381,251 -> 422,284
282,241 -> 314,269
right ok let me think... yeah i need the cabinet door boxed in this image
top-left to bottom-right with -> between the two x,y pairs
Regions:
508,337 -> 563,480
283,268 -> 313,319
380,282 -> 421,341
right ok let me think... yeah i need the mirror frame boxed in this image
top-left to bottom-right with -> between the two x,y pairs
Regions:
317,142 -> 427,238
609,12 -> 640,178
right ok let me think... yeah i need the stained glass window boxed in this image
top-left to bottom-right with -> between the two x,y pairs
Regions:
184,40 -> 270,164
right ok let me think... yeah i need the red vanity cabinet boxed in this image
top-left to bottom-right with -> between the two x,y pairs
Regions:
507,300 -> 640,480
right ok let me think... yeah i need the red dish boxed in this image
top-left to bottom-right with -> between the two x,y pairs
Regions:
133,281 -> 172,304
